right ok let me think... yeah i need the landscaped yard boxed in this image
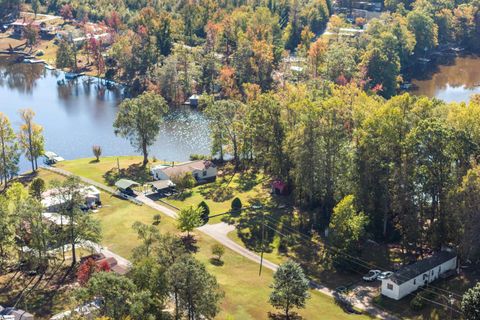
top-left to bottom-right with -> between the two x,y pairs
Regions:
165,168 -> 271,223
30,167 -> 372,320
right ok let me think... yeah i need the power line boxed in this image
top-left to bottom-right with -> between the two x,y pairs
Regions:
262,215 -> 463,300
263,213 -> 464,299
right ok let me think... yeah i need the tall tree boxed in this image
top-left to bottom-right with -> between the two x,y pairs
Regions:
0,113 -> 19,187
132,221 -> 161,259
51,176 -> 101,265
113,92 -> 168,166
328,195 -> 368,268
269,260 -> 310,320
18,109 -> 44,172
177,206 -> 203,237
167,255 -> 223,320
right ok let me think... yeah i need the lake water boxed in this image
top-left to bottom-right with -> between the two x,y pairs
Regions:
411,55 -> 480,103
0,55 -> 211,172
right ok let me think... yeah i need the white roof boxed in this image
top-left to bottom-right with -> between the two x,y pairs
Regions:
42,212 -> 72,225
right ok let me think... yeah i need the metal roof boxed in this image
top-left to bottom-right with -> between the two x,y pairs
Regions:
390,251 -> 457,285
114,179 -> 140,190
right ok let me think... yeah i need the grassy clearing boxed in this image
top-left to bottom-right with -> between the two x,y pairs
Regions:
32,168 -> 372,320
165,169 -> 270,223
56,156 -> 161,186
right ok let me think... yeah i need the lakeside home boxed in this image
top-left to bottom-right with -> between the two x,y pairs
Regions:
151,160 -> 217,183
381,251 -> 457,300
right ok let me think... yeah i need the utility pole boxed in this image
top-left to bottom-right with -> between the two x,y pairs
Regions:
259,208 -> 265,276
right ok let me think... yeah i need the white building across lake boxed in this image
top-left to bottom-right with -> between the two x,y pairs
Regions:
381,250 -> 457,300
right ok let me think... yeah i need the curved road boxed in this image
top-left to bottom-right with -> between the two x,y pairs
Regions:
42,166 -> 398,320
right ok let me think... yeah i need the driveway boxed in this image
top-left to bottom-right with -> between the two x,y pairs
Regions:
41,166 -> 398,319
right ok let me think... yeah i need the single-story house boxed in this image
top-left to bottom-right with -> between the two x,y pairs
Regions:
0,306 -> 34,320
151,160 -> 217,183
41,186 -> 101,212
381,250 -> 457,300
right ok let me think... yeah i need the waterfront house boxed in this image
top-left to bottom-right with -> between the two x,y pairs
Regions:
151,160 -> 217,183
381,250 -> 457,300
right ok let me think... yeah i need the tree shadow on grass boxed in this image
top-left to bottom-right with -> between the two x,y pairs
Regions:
181,234 -> 199,253
267,312 -> 303,320
209,258 -> 224,266
236,171 -> 261,192
103,163 -> 151,186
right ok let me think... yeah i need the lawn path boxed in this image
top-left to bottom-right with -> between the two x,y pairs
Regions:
41,165 -> 399,320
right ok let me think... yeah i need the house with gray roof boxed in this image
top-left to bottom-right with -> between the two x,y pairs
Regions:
381,250 -> 457,300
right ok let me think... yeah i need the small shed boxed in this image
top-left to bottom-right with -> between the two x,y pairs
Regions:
271,180 -> 288,195
115,179 -> 140,196
184,94 -> 200,107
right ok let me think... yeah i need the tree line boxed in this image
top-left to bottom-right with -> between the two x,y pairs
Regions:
0,109 -> 45,186
206,83 -> 480,263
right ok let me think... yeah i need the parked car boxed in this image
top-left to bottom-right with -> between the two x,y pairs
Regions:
362,269 -> 381,281
377,271 -> 394,280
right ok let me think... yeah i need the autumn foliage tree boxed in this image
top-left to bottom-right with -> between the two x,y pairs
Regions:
77,258 -> 110,286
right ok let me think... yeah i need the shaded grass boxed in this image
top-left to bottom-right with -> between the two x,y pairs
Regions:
166,169 -> 270,224
34,169 -> 372,320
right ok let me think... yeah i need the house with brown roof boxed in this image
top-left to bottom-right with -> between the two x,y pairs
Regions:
151,160 -> 217,183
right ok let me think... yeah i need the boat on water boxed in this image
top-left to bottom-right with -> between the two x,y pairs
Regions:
23,58 -> 46,64
45,64 -> 55,70
65,72 -> 84,80
43,151 -> 65,165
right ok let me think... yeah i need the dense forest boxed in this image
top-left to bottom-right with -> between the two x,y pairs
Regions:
1,0 -> 480,262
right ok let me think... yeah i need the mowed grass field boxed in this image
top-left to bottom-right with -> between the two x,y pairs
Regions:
34,165 -> 372,320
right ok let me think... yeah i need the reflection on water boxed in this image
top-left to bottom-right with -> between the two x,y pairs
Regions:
0,55 -> 211,172
411,55 -> 480,103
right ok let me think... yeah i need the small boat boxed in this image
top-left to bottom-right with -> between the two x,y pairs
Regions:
43,151 -> 65,165
418,57 -> 431,64
65,72 -> 79,80
45,64 -> 55,70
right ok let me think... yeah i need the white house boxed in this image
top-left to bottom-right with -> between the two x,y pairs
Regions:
151,160 -> 217,183
381,251 -> 457,300
41,186 -> 101,212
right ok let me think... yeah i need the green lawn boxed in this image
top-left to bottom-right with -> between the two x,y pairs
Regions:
165,169 -> 270,223
34,168 -> 372,320
55,156 -> 163,186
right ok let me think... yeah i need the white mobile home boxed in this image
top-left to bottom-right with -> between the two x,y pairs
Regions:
381,251 -> 457,300
151,160 -> 217,183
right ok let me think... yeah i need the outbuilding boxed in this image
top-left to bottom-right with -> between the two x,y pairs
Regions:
381,250 -> 457,300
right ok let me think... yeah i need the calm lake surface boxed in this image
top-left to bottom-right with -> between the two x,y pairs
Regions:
0,55 -> 211,172
411,55 -> 480,102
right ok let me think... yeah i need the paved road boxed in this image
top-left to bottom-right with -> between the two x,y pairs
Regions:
41,166 -> 398,320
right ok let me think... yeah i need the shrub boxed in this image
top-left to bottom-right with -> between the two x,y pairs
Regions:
190,154 -> 208,160
36,50 -> 44,56
231,197 -> 242,211
211,244 -> 225,261
198,201 -> 210,224
172,172 -> 196,192
410,294 -> 425,311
